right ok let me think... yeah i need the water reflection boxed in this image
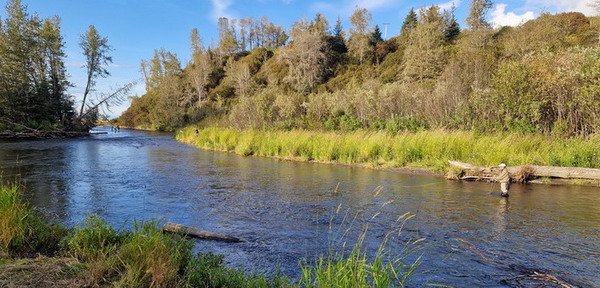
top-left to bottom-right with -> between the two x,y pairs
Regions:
1,128 -> 599,287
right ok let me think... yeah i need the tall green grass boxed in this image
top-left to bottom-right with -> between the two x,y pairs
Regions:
299,237 -> 421,288
177,127 -> 600,171
0,183 -> 66,257
0,184 -> 27,254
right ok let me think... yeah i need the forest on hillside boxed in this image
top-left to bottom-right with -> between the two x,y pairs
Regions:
119,0 -> 600,136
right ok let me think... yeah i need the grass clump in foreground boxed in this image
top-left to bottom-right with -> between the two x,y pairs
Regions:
0,183 -> 67,258
300,238 -> 420,288
1,184 -> 420,287
177,126 -> 600,172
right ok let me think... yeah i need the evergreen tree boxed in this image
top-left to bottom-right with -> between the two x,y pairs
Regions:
370,25 -> 383,44
0,0 -> 73,129
333,17 -> 344,39
443,8 -> 461,42
323,17 -> 347,75
400,8 -> 418,37
2,0 -> 32,123
330,17 -> 347,54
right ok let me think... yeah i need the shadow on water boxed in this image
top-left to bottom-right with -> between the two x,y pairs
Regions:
1,127 -> 599,287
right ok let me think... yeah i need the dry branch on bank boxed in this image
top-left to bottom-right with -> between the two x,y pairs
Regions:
447,160 -> 600,182
162,223 -> 243,243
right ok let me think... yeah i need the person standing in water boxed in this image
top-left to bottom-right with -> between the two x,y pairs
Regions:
496,163 -> 510,197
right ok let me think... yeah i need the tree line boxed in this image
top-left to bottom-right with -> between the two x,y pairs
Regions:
120,0 -> 600,136
0,0 -> 132,132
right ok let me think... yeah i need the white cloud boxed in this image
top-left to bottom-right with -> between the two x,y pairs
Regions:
438,0 -> 461,11
491,3 -> 536,28
525,0 -> 596,16
210,0 -> 234,21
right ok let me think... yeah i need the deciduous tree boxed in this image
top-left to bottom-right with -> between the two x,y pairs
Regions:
79,25 -> 112,118
348,7 -> 373,64
467,0 -> 492,30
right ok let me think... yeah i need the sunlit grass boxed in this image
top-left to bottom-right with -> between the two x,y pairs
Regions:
0,183 -> 66,257
178,127 -> 600,171
0,184 -> 27,254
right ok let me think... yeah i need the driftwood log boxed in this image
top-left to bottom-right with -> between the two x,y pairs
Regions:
163,222 -> 243,243
448,160 -> 600,182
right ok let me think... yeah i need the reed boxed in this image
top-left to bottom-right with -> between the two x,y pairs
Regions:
178,127 -> 600,171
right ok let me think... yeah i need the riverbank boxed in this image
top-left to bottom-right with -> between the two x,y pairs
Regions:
177,126 -> 600,179
0,130 -> 93,140
0,184 -> 419,287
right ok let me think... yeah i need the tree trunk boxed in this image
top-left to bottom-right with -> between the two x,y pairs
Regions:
448,160 -> 600,181
162,223 -> 243,243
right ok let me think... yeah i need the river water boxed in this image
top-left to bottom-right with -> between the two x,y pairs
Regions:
0,127 -> 598,287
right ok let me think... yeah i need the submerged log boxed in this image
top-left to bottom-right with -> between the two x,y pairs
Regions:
448,160 -> 600,182
162,222 -> 243,243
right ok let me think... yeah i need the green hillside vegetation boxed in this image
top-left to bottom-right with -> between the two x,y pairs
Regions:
119,2 -> 600,137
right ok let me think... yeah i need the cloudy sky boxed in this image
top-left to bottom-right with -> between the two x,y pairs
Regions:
1,0 -> 597,118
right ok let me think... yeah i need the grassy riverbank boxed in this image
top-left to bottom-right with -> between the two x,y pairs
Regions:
1,184 -> 419,287
177,126 -> 600,172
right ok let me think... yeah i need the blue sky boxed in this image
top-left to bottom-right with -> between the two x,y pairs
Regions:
1,0 -> 596,117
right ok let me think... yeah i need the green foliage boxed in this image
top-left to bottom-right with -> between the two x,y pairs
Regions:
184,253 -> 287,288
0,184 -> 27,255
299,244 -> 419,288
66,215 -> 124,262
119,10 -> 600,137
0,0 -> 74,130
111,222 -> 192,287
501,12 -> 596,58
400,9 -> 418,37
0,184 -> 67,257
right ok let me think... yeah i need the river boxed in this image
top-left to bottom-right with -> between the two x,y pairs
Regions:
0,127 -> 598,287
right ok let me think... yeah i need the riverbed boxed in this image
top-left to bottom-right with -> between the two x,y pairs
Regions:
1,127 -> 598,287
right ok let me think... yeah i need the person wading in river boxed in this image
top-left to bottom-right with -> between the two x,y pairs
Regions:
496,163 -> 510,197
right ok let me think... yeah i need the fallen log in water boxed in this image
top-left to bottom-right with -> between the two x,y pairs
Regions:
162,222 -> 243,243
448,160 -> 600,182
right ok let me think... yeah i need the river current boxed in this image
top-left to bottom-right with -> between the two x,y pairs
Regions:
1,127 -> 598,287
